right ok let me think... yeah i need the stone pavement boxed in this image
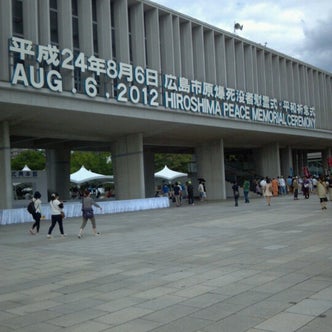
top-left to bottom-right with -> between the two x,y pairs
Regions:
0,194 -> 332,332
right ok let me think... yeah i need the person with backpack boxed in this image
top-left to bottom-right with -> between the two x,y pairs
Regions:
28,191 -> 42,235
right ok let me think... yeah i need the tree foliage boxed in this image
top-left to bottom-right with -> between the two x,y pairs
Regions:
71,151 -> 112,174
154,153 -> 191,173
11,150 -> 191,175
11,150 -> 46,170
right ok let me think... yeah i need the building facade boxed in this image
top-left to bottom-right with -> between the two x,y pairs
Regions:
1,0 -> 332,208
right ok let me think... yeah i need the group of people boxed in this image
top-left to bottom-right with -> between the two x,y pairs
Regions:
28,190 -> 102,238
232,174 -> 332,209
160,179 -> 206,207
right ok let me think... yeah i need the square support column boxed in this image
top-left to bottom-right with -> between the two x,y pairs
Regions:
196,139 -> 226,200
0,121 -> 12,209
112,133 -> 145,199
257,143 -> 281,178
280,146 -> 293,177
46,148 -> 71,200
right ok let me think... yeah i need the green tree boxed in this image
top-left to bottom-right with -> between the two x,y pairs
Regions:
71,151 -> 112,174
11,150 -> 46,170
154,153 -> 191,173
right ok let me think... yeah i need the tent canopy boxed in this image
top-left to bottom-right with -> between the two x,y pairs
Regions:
22,165 -> 32,171
154,165 -> 188,181
70,165 -> 113,184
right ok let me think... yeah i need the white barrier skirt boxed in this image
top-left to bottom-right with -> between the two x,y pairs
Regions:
0,197 -> 170,226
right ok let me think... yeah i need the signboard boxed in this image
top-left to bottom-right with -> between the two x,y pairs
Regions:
8,37 -> 316,129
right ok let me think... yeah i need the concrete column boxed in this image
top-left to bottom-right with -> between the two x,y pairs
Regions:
97,0 -> 112,58
0,122 -> 12,209
46,148 -> 71,201
280,146 -> 293,177
192,26 -> 205,81
145,8 -> 161,71
257,143 -> 281,178
23,0 -> 38,43
78,0 -> 93,54
160,13 -> 174,74
113,0 -> 130,63
130,2 -> 145,66
204,30 -> 216,83
215,34 -> 226,85
225,38 -> 236,87
38,0 -> 50,44
322,148 -> 332,175
196,139 -> 226,200
144,148 -> 155,198
172,16 -> 181,76
112,133 -> 145,199
58,0 -> 73,91
235,41 -> 245,90
0,0 -> 12,81
180,21 -> 194,79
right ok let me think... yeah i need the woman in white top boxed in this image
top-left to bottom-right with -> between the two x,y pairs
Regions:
29,191 -> 42,235
47,193 -> 65,238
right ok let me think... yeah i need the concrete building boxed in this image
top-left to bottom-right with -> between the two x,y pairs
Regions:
1,0 -> 332,209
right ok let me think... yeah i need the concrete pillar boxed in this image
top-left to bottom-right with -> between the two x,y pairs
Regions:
112,133 -> 145,199
196,139 -> 226,200
144,148 -> 155,198
38,0 -> 50,44
280,146 -> 293,177
46,148 -> 71,201
160,13 -> 174,74
0,0 -> 11,81
145,8 -> 161,71
192,26 -> 205,81
78,0 -> 93,54
0,122 -> 12,209
113,0 -> 130,63
257,143 -> 280,178
22,0 -> 38,43
180,21 -> 194,79
322,148 -> 332,176
130,2 -> 145,66
58,0 -> 74,91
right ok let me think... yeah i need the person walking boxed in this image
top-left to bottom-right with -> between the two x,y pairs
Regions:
232,181 -> 240,207
173,182 -> 182,207
198,181 -> 205,201
243,179 -> 250,203
292,176 -> 299,200
78,190 -> 102,238
263,177 -> 273,206
47,193 -> 66,238
317,176 -> 328,210
187,180 -> 194,205
29,191 -> 42,235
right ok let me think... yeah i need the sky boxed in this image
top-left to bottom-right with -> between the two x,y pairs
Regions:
152,0 -> 332,74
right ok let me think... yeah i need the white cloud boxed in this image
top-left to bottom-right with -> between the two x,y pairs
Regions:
152,0 -> 332,73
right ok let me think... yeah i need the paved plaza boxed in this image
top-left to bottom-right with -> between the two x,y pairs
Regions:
0,194 -> 332,332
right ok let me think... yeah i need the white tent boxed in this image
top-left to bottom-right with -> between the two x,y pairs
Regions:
154,165 -> 188,181
22,165 -> 32,171
70,165 -> 113,184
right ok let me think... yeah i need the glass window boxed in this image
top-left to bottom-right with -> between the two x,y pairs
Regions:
92,0 -> 98,55
12,0 -> 24,37
111,1 -> 116,59
50,0 -> 59,45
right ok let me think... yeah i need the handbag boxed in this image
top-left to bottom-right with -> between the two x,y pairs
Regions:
60,211 -> 65,218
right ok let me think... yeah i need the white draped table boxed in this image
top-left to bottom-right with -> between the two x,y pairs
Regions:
0,197 -> 170,225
